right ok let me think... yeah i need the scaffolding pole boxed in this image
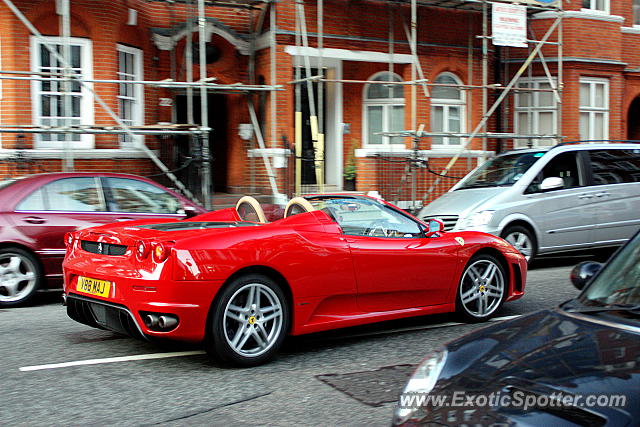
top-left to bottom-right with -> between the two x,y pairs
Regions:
198,0 -> 212,210
60,0 -> 73,171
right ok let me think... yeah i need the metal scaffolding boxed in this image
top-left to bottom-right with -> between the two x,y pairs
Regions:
0,0 -> 565,209
0,0 -> 281,209
288,0 -> 564,208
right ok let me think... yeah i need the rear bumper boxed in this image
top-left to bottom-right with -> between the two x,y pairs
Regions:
63,267 -> 224,342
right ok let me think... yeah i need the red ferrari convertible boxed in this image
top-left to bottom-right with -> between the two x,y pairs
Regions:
62,195 -> 526,366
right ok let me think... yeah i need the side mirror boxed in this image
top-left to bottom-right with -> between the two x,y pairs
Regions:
182,205 -> 200,219
540,176 -> 564,191
570,261 -> 603,291
426,218 -> 444,237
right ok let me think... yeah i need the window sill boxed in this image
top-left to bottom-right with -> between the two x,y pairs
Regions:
355,147 -> 493,158
533,10 -> 623,23
0,148 -> 159,159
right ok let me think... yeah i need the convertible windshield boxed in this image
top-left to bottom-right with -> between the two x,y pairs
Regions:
579,232 -> 640,307
307,197 -> 423,237
456,151 -> 545,190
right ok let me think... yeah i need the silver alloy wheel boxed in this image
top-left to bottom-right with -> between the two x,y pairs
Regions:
0,252 -> 37,303
504,231 -> 533,261
223,283 -> 284,358
459,259 -> 505,318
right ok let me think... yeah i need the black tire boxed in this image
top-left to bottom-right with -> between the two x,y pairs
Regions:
0,247 -> 42,308
456,254 -> 507,323
501,225 -> 537,264
205,274 -> 289,367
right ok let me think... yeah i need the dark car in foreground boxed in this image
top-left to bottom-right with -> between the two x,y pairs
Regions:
0,173 -> 204,307
393,231 -> 640,426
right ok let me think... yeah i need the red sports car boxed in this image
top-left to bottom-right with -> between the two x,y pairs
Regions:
62,195 -> 526,366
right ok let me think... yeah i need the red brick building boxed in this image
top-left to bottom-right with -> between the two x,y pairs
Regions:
0,0 -> 639,207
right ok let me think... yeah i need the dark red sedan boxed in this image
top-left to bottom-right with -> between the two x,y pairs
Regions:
0,173 -> 204,307
63,194 -> 526,366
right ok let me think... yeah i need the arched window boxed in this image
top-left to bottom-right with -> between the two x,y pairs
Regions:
431,72 -> 465,147
363,72 -> 405,146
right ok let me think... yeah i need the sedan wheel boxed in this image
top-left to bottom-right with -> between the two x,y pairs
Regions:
207,274 -> 289,366
0,248 -> 41,307
456,255 -> 506,322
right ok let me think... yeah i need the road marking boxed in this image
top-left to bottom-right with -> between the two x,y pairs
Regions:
19,350 -> 206,372
329,314 -> 523,341
19,316 -> 525,372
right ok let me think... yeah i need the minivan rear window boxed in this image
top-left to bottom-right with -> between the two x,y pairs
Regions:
456,151 -> 546,190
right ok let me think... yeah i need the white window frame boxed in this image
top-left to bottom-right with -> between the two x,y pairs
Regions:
30,36 -> 94,149
582,0 -> 610,14
116,44 -> 144,147
430,72 -> 466,148
362,71 -> 405,148
579,77 -> 609,142
514,77 -> 558,148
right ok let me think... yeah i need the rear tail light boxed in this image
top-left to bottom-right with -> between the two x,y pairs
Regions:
64,232 -> 75,248
135,240 -> 150,259
152,242 -> 172,263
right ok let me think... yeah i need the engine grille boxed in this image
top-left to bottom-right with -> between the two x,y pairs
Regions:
67,294 -> 144,339
423,215 -> 459,231
81,240 -> 127,256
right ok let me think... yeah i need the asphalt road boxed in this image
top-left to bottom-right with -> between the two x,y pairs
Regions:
0,250 -> 614,426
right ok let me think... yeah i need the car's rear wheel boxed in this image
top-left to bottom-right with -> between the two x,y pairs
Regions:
0,248 -> 41,307
206,274 -> 289,367
456,254 -> 506,322
501,225 -> 537,263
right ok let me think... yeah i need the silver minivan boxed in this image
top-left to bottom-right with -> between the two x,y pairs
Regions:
419,143 -> 640,262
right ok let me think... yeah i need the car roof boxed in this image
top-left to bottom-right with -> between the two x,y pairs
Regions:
498,142 -> 640,157
16,172 -> 156,181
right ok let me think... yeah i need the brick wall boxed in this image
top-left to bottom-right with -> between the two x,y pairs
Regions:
1,0 -> 639,205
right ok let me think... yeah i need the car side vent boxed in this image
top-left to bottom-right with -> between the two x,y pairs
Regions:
81,241 -> 127,256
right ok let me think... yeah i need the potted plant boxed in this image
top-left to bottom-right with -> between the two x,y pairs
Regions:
344,151 -> 357,191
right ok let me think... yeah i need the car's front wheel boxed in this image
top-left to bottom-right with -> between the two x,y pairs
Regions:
0,248 -> 42,307
206,274 -> 289,367
501,225 -> 537,263
456,254 -> 506,322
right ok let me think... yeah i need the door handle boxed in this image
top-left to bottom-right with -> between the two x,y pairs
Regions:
116,217 -> 135,222
23,216 -> 46,224
578,194 -> 593,200
594,192 -> 609,198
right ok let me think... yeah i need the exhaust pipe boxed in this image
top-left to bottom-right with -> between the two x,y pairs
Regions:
144,314 -> 159,329
61,293 -> 67,306
158,315 -> 178,330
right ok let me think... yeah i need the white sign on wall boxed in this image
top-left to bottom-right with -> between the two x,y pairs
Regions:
492,3 -> 527,48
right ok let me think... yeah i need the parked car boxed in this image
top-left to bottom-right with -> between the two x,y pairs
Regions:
0,172 -> 205,307
419,143 -> 640,262
393,231 -> 640,426
62,194 -> 527,366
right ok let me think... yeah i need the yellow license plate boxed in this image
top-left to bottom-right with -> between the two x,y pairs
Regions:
76,276 -> 111,298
